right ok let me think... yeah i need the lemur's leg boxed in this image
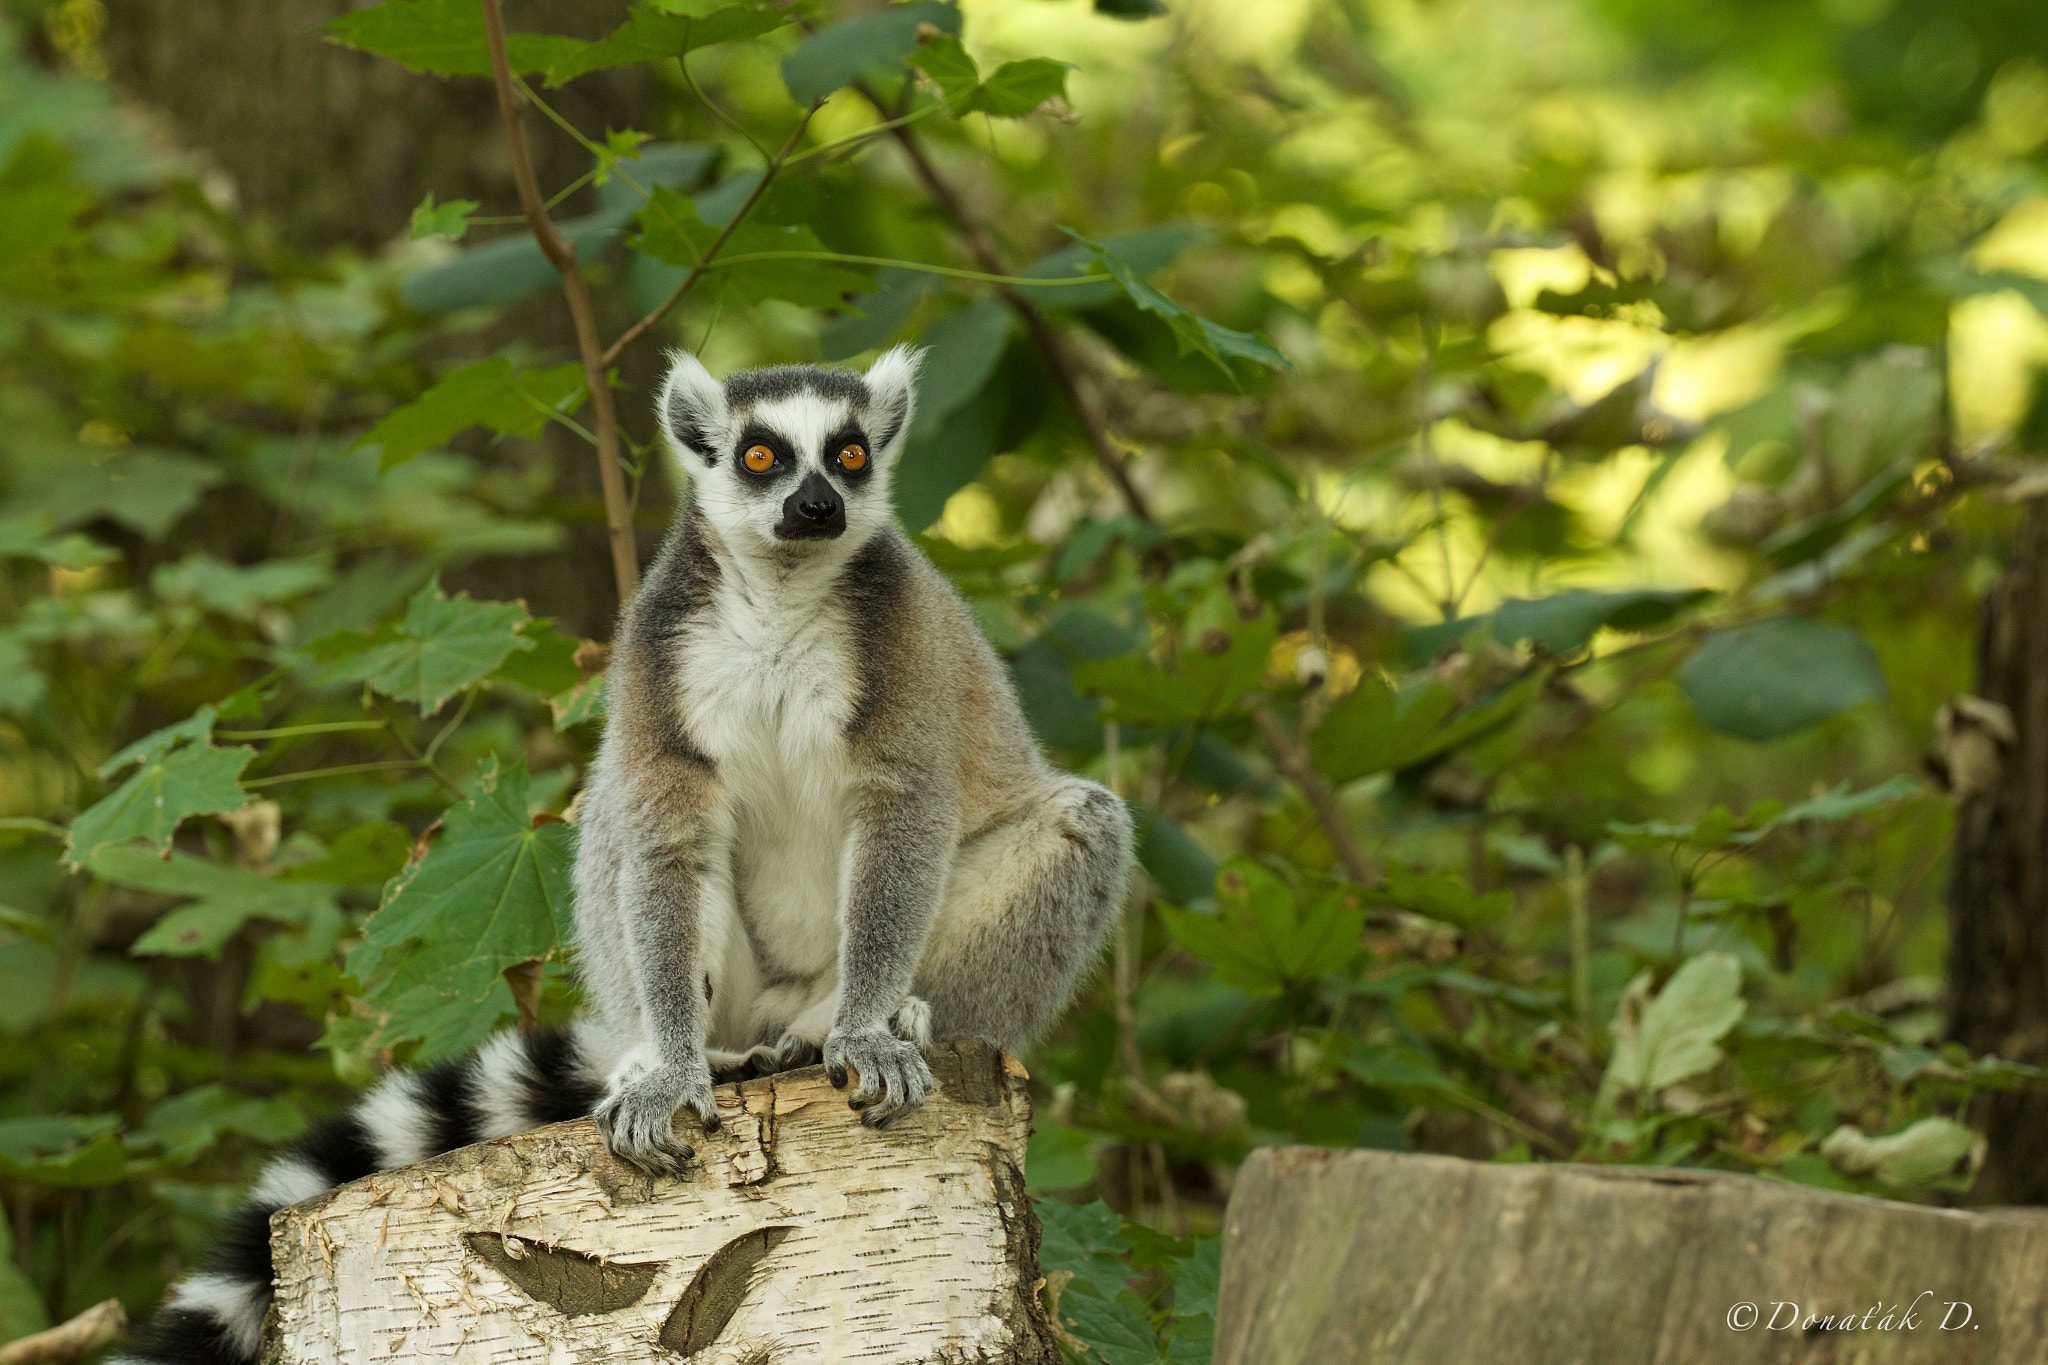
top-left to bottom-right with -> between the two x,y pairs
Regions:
914,777 -> 1131,1055
587,763 -> 736,1176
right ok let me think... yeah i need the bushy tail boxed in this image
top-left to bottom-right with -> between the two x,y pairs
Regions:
114,1027 -> 605,1365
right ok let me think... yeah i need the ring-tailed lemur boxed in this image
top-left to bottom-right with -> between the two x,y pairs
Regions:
116,346 -> 1133,1365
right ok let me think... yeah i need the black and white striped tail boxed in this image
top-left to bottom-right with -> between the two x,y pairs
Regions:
114,1027 -> 604,1365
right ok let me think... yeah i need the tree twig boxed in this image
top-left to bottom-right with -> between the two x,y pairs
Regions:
1252,707 -> 1376,886
479,0 -> 639,604
601,103 -> 824,369
858,84 -> 1154,524
0,1298 -> 127,1365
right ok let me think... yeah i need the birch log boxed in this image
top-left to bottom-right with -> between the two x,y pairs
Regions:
265,1041 -> 1059,1364
1216,1147 -> 2048,1365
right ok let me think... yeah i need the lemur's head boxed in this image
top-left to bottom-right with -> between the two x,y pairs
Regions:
657,346 -> 920,555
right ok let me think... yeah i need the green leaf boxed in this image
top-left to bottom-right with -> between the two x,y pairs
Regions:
1603,952 -> 1746,1097
137,1084 -> 306,1163
344,759 -> 575,1059
1067,229 -> 1287,386
355,359 -> 586,472
490,618 -> 585,695
1379,868 -> 1510,926
1768,775 -> 1925,826
1095,0 -> 1169,17
1167,1236 -> 1220,1322
1062,1291 -> 1164,1365
1137,805 -> 1219,908
405,143 -> 720,312
99,706 -> 216,778
1403,587 -> 1712,663
629,184 -> 873,308
551,673 -> 609,731
1310,670 -> 1543,784
0,1213 -> 46,1339
277,822 -> 412,886
0,1114 -> 127,1187
1026,1113 -> 1098,1190
0,632 -> 44,717
891,300 -> 1013,530
967,58 -> 1072,117
544,3 -> 790,85
1023,224 -> 1212,310
318,579 -> 532,715
88,846 -> 338,959
1071,586 -> 1276,725
908,35 -> 980,109
780,1 -> 963,104
1820,1117 -> 1983,1189
1160,858 -> 1363,996
8,448 -> 221,541
321,0 -> 585,76
65,742 -> 253,867
1036,1198 -> 1134,1302
152,555 -> 332,616
0,515 -> 118,569
1679,617 -> 1887,741
1344,1042 -> 1461,1092
411,192 -> 479,240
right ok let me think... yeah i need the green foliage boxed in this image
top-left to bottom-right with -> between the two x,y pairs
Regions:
355,360 -> 585,472
1680,618 -> 1889,741
311,581 -> 534,715
1159,859 -> 1362,997
340,760 -> 575,1061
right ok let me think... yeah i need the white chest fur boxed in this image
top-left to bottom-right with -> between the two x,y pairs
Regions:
673,568 -> 856,982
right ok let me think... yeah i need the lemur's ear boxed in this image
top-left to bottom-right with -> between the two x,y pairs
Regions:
658,350 -> 728,467
864,345 -> 922,457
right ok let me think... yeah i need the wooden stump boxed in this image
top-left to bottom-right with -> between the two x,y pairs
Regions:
1215,1147 -> 2048,1365
265,1041 -> 1060,1364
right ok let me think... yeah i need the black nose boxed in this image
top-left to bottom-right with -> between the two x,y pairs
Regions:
776,471 -> 845,540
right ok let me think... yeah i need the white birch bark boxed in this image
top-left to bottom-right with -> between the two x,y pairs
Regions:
265,1041 -> 1059,1364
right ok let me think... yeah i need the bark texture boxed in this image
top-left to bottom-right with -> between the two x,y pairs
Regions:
1215,1147 -> 2048,1365
100,0 -> 642,250
1947,500 -> 2048,1205
265,1041 -> 1059,1365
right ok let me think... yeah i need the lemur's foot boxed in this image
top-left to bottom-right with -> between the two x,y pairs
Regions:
714,1033 -> 824,1083
888,996 -> 933,1046
593,1062 -> 720,1176
824,1025 -> 933,1129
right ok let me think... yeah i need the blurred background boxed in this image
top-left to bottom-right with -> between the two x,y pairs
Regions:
5,0 -> 2048,1352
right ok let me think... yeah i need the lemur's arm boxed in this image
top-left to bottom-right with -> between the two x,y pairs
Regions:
590,759 -> 729,1175
825,766 -> 959,1124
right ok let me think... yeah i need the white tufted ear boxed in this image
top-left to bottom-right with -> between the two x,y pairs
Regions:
658,349 -> 728,466
864,344 -> 923,457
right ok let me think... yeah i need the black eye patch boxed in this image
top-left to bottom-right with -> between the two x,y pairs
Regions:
730,422 -> 796,491
823,425 -> 874,482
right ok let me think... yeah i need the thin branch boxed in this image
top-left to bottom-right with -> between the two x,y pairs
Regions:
0,1297 -> 126,1365
859,84 -> 1155,524
699,251 -> 1102,287
479,0 -> 639,604
1252,707 -> 1376,886
679,46 -> 768,160
601,102 -> 823,368
782,100 -> 945,168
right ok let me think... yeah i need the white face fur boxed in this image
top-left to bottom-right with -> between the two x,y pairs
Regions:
657,345 -> 921,564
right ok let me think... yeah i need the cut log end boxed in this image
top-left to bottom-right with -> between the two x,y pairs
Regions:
265,1040 -> 1059,1365
1216,1147 -> 2048,1365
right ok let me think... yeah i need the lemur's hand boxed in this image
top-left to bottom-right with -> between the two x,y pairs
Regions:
824,1025 -> 933,1128
593,1058 -> 720,1176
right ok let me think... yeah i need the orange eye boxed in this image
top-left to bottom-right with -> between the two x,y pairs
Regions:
837,443 -> 868,471
742,444 -> 775,473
